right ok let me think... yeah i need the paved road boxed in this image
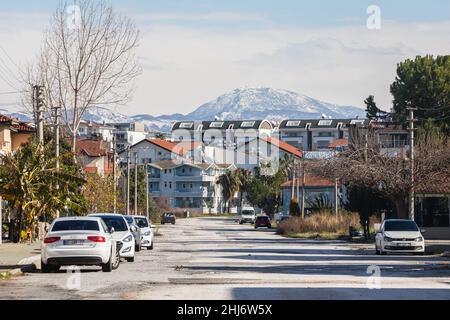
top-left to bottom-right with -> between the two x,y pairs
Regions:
1,217 -> 450,300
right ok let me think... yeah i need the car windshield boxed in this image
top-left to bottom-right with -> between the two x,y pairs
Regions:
124,216 -> 134,225
135,217 -> 148,228
384,220 -> 419,232
242,210 -> 254,215
165,213 -> 173,217
96,216 -> 128,232
52,220 -> 99,232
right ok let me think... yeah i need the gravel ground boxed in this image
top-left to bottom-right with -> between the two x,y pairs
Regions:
0,217 -> 449,300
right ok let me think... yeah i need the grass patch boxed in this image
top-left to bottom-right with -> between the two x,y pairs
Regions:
284,232 -> 347,240
0,271 -> 13,281
277,212 -> 361,239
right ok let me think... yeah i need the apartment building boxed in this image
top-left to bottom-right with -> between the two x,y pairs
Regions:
107,122 -> 148,152
77,121 -> 116,148
171,120 -> 274,147
117,138 -> 189,165
148,160 -> 235,214
278,118 -> 369,151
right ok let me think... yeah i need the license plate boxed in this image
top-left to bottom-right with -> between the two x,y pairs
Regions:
64,240 -> 85,246
397,243 -> 411,247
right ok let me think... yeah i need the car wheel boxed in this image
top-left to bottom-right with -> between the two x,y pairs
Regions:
112,249 -> 120,270
135,244 -> 141,252
102,250 -> 114,272
148,242 -> 154,250
41,260 -> 57,273
125,256 -> 135,263
161,221 -> 165,225
380,247 -> 387,255
375,246 -> 380,255
172,222 -> 175,225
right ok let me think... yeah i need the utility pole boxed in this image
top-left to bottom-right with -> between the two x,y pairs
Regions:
291,161 -> 296,200
34,85 -> 45,145
0,196 -> 3,245
112,135 -> 117,214
407,107 -> 417,221
145,164 -> 150,220
126,146 -> 131,215
334,178 -> 339,217
54,105 -> 61,218
301,163 -> 306,219
134,152 -> 138,215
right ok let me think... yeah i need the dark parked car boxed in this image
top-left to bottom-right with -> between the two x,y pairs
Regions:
161,213 -> 176,225
255,216 -> 272,229
123,216 -> 142,252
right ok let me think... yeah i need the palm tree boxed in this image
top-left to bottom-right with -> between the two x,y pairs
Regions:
234,168 -> 252,209
216,170 -> 239,213
0,140 -> 85,242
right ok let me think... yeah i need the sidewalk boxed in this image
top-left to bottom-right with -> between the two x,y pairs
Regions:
426,240 -> 450,256
0,242 -> 41,277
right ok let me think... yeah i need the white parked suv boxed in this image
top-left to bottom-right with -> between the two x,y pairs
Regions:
41,217 -> 120,273
375,219 -> 426,255
133,216 -> 154,250
89,214 -> 136,262
239,207 -> 256,224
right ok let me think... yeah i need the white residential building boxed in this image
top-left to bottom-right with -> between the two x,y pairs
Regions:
148,160 -> 235,214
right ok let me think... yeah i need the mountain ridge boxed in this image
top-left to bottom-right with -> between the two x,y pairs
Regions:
1,88 -> 366,132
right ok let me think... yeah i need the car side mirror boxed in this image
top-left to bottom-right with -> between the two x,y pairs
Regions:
44,225 -> 49,233
109,227 -> 115,234
130,226 -> 137,232
420,229 -> 426,234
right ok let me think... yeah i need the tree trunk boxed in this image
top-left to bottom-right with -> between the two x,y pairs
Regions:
393,197 -> 408,219
15,207 -> 23,243
72,132 -> 77,154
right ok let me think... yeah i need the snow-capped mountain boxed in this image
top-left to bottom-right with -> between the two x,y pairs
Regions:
1,88 -> 366,132
186,88 -> 365,121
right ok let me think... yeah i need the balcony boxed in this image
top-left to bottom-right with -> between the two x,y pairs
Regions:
174,174 -> 215,182
174,189 -> 214,198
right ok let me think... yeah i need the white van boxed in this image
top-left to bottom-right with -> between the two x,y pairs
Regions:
239,207 -> 256,224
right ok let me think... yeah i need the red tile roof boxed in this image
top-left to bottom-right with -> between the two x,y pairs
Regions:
145,138 -> 187,156
281,175 -> 335,188
0,114 -> 15,124
76,139 -> 110,157
329,138 -> 348,149
416,177 -> 450,194
262,137 -> 302,158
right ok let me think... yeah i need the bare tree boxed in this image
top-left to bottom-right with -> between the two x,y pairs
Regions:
312,126 -> 450,219
28,0 -> 141,151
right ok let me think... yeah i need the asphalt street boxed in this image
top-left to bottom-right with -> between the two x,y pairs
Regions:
1,217 -> 449,300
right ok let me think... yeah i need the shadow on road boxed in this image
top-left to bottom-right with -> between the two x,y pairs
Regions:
231,287 -> 450,300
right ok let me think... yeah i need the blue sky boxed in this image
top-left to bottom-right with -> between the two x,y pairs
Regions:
0,1 -> 449,115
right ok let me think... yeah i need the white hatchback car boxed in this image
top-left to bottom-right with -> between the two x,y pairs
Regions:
89,214 -> 136,262
375,219 -> 426,255
41,217 -> 120,273
132,216 -> 154,250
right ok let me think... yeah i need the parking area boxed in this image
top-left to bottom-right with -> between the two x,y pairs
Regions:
1,217 -> 450,300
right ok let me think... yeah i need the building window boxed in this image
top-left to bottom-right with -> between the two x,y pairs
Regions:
169,182 -> 172,189
164,182 -> 167,188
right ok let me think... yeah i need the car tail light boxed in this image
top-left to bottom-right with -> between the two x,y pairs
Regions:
44,236 -> 60,244
87,236 -> 106,243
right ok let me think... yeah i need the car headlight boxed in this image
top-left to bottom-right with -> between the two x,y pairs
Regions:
384,236 -> 393,242
415,236 -> 423,242
123,235 -> 133,242
143,231 -> 151,236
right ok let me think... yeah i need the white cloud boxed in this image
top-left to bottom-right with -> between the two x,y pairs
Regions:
1,10 -> 449,116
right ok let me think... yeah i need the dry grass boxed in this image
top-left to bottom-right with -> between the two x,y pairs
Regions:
277,211 -> 361,238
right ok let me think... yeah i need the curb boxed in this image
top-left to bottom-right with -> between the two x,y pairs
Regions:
9,255 -> 41,276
